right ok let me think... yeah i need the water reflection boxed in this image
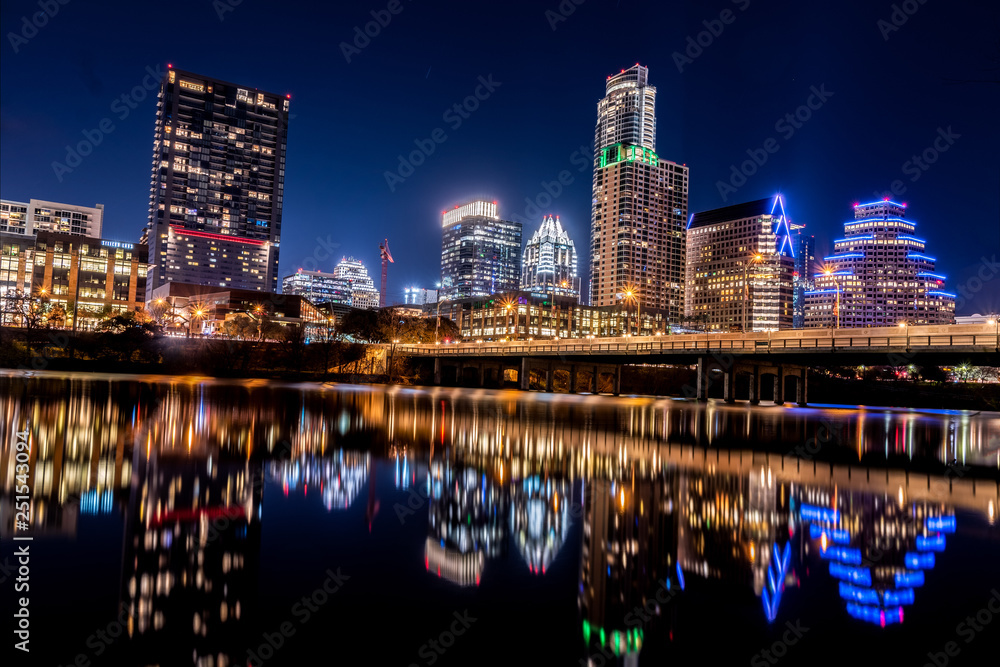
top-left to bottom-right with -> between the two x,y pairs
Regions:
1,373 -> 998,666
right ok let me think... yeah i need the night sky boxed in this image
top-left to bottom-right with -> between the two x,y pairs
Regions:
1,0 -> 998,314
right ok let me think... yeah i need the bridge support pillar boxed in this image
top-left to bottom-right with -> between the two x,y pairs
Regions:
569,365 -> 578,394
797,367 -> 809,407
478,363 -> 485,388
749,365 -> 761,405
433,358 -> 442,386
723,366 -> 736,403
520,357 -> 530,391
613,366 -> 622,396
696,357 -> 709,402
545,363 -> 554,392
774,368 -> 785,405
457,362 -> 465,386
593,366 -> 600,394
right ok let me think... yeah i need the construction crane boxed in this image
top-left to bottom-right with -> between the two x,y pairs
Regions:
379,238 -> 394,308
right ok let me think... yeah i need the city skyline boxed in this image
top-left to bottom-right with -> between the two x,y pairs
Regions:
0,1 -> 997,314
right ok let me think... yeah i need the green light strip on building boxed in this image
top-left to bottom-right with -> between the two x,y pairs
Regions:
599,143 -> 659,168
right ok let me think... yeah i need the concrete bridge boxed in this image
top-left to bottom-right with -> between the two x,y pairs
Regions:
399,323 -> 999,403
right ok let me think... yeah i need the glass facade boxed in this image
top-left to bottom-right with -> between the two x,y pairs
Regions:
440,201 -> 522,301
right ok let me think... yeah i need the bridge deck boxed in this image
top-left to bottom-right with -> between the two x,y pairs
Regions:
401,323 -> 998,365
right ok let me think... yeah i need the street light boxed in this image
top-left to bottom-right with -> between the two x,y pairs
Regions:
988,314 -> 999,351
622,285 -> 640,336
898,320 -> 910,351
740,254 -> 764,333
823,267 -> 842,330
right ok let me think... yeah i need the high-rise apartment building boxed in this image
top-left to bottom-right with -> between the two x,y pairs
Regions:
790,222 -> 815,328
143,66 -> 289,300
805,200 -> 955,327
333,257 -> 380,310
440,200 -> 522,301
590,65 -> 688,322
521,215 -> 580,299
1,198 -> 103,237
685,196 -> 795,332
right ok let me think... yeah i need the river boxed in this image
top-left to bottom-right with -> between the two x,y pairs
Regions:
1,370 -> 998,666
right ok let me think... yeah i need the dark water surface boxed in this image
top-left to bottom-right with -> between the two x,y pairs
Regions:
1,370 -> 999,667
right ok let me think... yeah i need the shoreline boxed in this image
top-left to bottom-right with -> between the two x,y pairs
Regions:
3,367 -> 998,417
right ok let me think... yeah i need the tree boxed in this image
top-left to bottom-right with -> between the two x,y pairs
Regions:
339,309 -> 380,343
918,365 -> 948,384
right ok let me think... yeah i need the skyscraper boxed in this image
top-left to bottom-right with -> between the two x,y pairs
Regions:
143,66 -> 289,300
333,257 -> 380,310
440,200 -> 522,301
281,269 -> 353,306
521,215 -> 580,299
590,65 -> 688,322
685,196 -> 796,332
805,199 -> 955,328
790,222 -> 815,328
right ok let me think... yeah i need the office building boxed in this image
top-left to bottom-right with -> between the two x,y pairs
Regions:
435,291 -> 670,340
0,231 -> 148,329
805,200 -> 955,327
440,200 -> 522,301
143,66 -> 289,300
282,269 -> 352,306
791,222 -> 816,328
590,65 -> 688,322
521,215 -> 580,299
1,198 -> 103,237
333,257 -> 380,310
685,196 -> 795,332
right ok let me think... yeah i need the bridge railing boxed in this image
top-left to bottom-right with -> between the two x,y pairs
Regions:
397,324 -> 998,357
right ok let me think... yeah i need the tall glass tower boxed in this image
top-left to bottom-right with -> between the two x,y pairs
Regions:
590,65 -> 688,322
143,66 -> 289,300
805,200 -> 955,327
440,200 -> 522,300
